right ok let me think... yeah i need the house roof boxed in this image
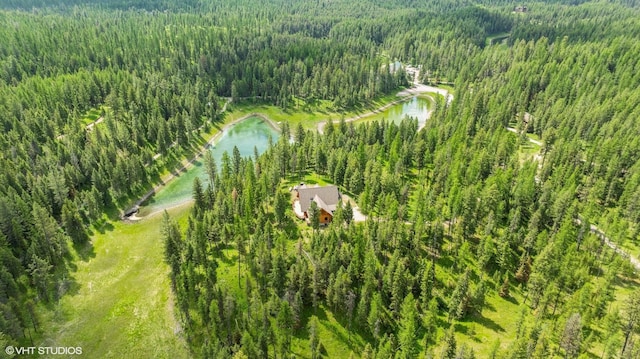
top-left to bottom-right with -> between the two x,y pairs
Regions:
297,185 -> 340,213
313,194 -> 337,215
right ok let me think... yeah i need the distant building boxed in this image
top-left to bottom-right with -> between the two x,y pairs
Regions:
514,5 -> 528,13
292,184 -> 341,225
389,61 -> 403,74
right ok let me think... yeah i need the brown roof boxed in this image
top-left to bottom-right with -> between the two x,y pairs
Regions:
297,185 -> 341,213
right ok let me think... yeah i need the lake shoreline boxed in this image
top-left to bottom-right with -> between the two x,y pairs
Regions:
126,86 -> 450,219
124,113 -> 280,219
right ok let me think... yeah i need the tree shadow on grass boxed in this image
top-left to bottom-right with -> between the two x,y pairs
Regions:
466,312 -> 506,334
616,274 -> 640,288
216,247 -> 238,265
292,307 -> 316,341
503,294 -> 519,305
320,317 -> 360,354
296,305 -> 367,355
481,300 -> 497,312
92,219 -> 114,235
59,272 -> 81,298
73,238 -> 96,262
453,323 -> 482,342
436,256 -> 454,270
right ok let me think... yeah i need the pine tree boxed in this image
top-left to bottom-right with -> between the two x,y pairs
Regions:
343,200 -> 354,225
193,177 -> 205,217
309,317 -> 320,359
560,313 -> 582,358
448,270 -> 470,321
162,211 -> 183,287
398,293 -> 419,359
274,190 -> 289,226
499,273 -> 510,298
308,201 -> 320,231
441,326 -> 457,359
421,260 -> 436,308
61,199 -> 86,244
622,291 -> 640,356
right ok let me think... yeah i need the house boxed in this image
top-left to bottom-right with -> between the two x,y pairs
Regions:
293,184 -> 341,225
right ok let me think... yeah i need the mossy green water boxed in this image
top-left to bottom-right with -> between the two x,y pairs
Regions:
140,116 -> 281,216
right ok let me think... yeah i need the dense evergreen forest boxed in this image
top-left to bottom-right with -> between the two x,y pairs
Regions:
1,0 -> 640,357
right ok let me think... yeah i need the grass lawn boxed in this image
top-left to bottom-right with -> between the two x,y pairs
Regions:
454,292 -> 523,357
437,84 -> 456,93
39,205 -> 191,359
620,241 -> 640,260
428,269 -> 638,358
517,141 -> 541,163
285,171 -> 334,187
291,305 -> 368,358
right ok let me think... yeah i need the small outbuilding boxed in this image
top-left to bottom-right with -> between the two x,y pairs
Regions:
122,205 -> 139,219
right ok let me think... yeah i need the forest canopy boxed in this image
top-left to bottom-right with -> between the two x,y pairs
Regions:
1,0 -> 640,358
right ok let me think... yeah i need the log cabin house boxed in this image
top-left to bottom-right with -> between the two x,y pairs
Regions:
292,184 -> 341,225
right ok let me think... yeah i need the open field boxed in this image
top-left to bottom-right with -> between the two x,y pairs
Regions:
38,205 -> 192,358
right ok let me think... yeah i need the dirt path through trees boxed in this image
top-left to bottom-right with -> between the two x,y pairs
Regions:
511,126 -> 640,271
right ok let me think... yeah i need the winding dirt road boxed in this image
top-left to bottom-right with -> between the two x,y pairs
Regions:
575,219 -> 640,271
508,120 -> 639,270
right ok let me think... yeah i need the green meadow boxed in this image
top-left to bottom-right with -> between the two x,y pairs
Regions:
39,206 -> 192,358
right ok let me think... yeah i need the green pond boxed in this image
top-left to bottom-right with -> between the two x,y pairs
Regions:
140,97 -> 430,215
139,116 -> 280,215
377,96 -> 431,127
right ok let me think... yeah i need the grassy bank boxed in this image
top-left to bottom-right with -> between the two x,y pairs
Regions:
225,92 -> 403,130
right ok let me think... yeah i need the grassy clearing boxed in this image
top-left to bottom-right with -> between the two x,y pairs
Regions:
437,84 -> 456,93
485,32 -> 510,46
620,241 -> 640,260
80,107 -> 105,126
39,205 -> 191,359
517,141 -> 541,163
225,93 -> 404,130
454,291 -> 523,357
291,305 -> 368,358
505,125 -> 542,164
427,241 -> 638,358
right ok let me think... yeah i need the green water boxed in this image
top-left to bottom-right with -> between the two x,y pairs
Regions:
379,96 -> 431,127
140,98 -> 430,215
139,116 -> 280,215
